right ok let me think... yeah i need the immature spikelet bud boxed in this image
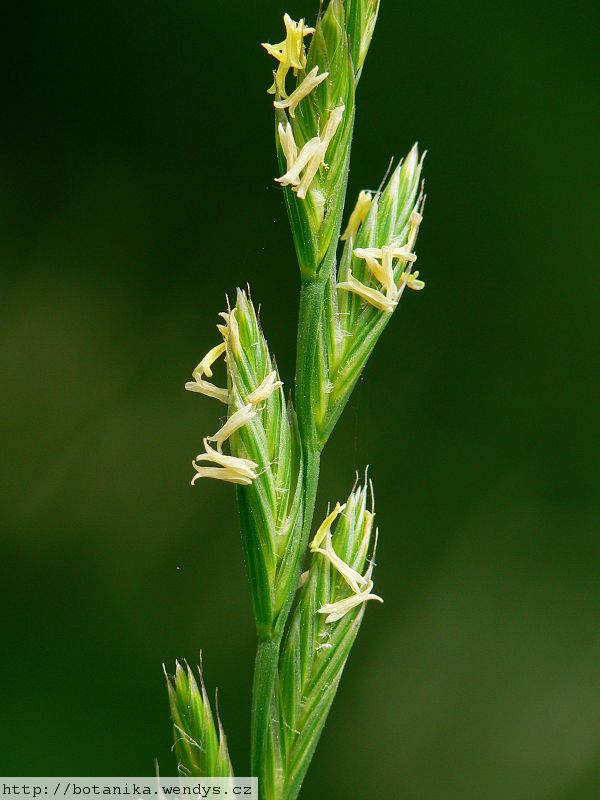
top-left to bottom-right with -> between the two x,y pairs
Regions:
165,659 -> 233,778
316,143 -> 426,444
273,480 -> 381,797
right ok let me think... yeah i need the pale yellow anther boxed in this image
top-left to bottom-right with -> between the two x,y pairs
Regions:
195,439 -> 258,471
208,404 -> 257,452
262,13 -> 315,97
310,501 -> 346,551
219,307 -> 240,354
195,342 -> 226,379
276,136 -> 322,188
407,205 -> 424,249
315,512 -> 383,622
277,122 -> 299,171
320,103 -> 345,146
313,534 -> 370,594
273,66 -> 329,118
283,13 -> 314,69
191,464 -> 255,486
352,243 -> 422,303
185,378 -> 229,404
191,439 -> 258,486
318,581 -> 383,623
336,272 -> 397,313
185,342 -> 228,403
341,191 -> 373,241
380,246 -> 398,297
247,370 -> 283,405
355,245 -> 417,264
276,104 -> 344,200
356,245 -> 396,299
404,270 -> 425,291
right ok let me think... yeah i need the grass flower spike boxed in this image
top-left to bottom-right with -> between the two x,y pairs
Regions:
171,1 -> 428,798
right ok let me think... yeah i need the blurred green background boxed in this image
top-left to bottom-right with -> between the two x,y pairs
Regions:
2,0 -> 599,797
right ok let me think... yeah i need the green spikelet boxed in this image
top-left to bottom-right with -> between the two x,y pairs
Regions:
317,144 -> 426,443
165,659 -> 233,778
266,1 -> 355,278
224,289 -> 304,638
266,480 -> 381,799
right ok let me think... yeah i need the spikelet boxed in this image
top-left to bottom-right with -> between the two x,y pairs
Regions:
317,144 -> 427,443
272,481 -> 381,797
222,289 -> 304,637
165,658 -> 233,778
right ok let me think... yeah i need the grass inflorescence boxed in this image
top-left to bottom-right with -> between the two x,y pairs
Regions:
167,2 -> 426,798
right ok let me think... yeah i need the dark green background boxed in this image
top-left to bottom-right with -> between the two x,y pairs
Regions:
2,0 -> 599,797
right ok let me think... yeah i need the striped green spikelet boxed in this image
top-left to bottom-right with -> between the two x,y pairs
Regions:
186,288 -> 304,638
165,659 -> 233,778
273,481 -> 381,798
316,147 -> 426,443
224,290 -> 304,637
267,1 -> 358,278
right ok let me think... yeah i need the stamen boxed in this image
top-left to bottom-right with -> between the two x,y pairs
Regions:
354,245 -> 417,264
262,14 -> 315,97
275,105 -> 345,200
208,404 -> 257,452
341,191 -> 373,241
336,272 -> 397,313
352,243 -> 422,303
184,379 -> 228,404
195,439 -> 258,473
277,122 -> 299,171
310,502 -> 346,551
219,306 -> 241,354
318,582 -> 383,623
191,438 -> 258,486
247,370 -> 283,405
313,534 -> 370,594
185,342 -> 228,403
273,66 -> 329,118
191,464 -> 255,486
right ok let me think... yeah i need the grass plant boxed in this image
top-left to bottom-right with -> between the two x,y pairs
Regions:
165,2 -> 426,797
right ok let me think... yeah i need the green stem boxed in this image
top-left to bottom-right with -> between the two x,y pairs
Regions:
251,277 -> 327,798
251,636 -> 282,798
